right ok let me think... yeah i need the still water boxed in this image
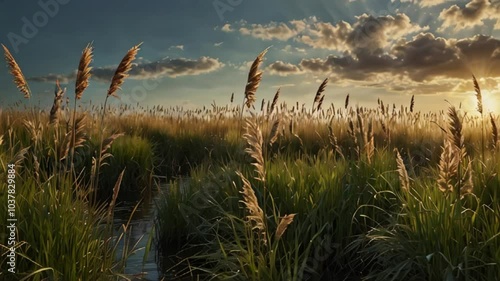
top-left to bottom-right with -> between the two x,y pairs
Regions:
112,186 -> 165,281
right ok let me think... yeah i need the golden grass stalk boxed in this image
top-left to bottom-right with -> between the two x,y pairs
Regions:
107,169 -> 125,221
243,114 -> 265,182
61,114 -> 87,160
491,113 -> 498,150
2,44 -> 31,98
10,147 -> 30,167
269,117 -> 281,145
107,43 -> 142,98
275,214 -> 296,240
244,48 -> 269,109
365,119 -> 374,164
269,88 -> 280,115
395,149 -> 410,192
312,78 -> 328,112
460,160 -> 474,197
100,132 -> 125,156
410,95 -> 415,113
317,95 -> 325,112
75,44 -> 93,100
50,80 -> 66,125
472,75 -> 483,115
237,171 -> 266,243
437,138 -> 459,193
447,106 -> 463,151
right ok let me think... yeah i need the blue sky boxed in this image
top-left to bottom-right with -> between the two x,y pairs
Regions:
1,0 -> 499,112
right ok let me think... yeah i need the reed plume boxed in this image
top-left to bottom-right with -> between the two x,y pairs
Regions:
243,114 -> 265,182
269,88 -> 280,115
61,114 -> 87,160
244,48 -> 269,109
491,113 -> 498,150
10,147 -> 30,167
472,75 -> 483,115
410,95 -> 414,113
275,214 -> 296,240
437,138 -> 459,193
345,94 -> 350,109
395,149 -> 410,191
50,80 -> 66,125
2,44 -> 31,98
237,171 -> 266,243
269,117 -> 281,145
107,43 -> 142,99
312,78 -> 328,112
75,44 -> 93,100
107,169 -> 125,222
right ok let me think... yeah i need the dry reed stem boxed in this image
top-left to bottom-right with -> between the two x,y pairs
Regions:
107,43 -> 142,98
244,48 -> 269,108
75,44 -> 93,100
275,214 -> 296,240
395,149 -> 410,191
2,44 -> 31,98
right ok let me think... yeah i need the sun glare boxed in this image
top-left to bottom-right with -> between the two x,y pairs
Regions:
467,89 -> 500,114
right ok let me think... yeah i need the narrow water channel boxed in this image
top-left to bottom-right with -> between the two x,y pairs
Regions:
112,185 -> 166,280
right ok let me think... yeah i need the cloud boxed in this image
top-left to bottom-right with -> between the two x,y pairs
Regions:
27,72 -> 76,84
237,20 -> 307,41
225,14 -> 426,54
169,45 -> 184,51
298,13 -> 427,53
282,33 -> 500,83
439,0 -> 500,31
28,57 -> 225,83
221,23 -> 234,32
397,0 -> 448,7
267,61 -> 304,76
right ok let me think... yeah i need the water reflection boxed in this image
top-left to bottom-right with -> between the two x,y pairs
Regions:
113,185 -> 165,280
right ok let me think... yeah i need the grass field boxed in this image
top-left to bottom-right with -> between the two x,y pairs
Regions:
1,44 -> 499,280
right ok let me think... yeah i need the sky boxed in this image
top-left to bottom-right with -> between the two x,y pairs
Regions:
0,0 -> 499,113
